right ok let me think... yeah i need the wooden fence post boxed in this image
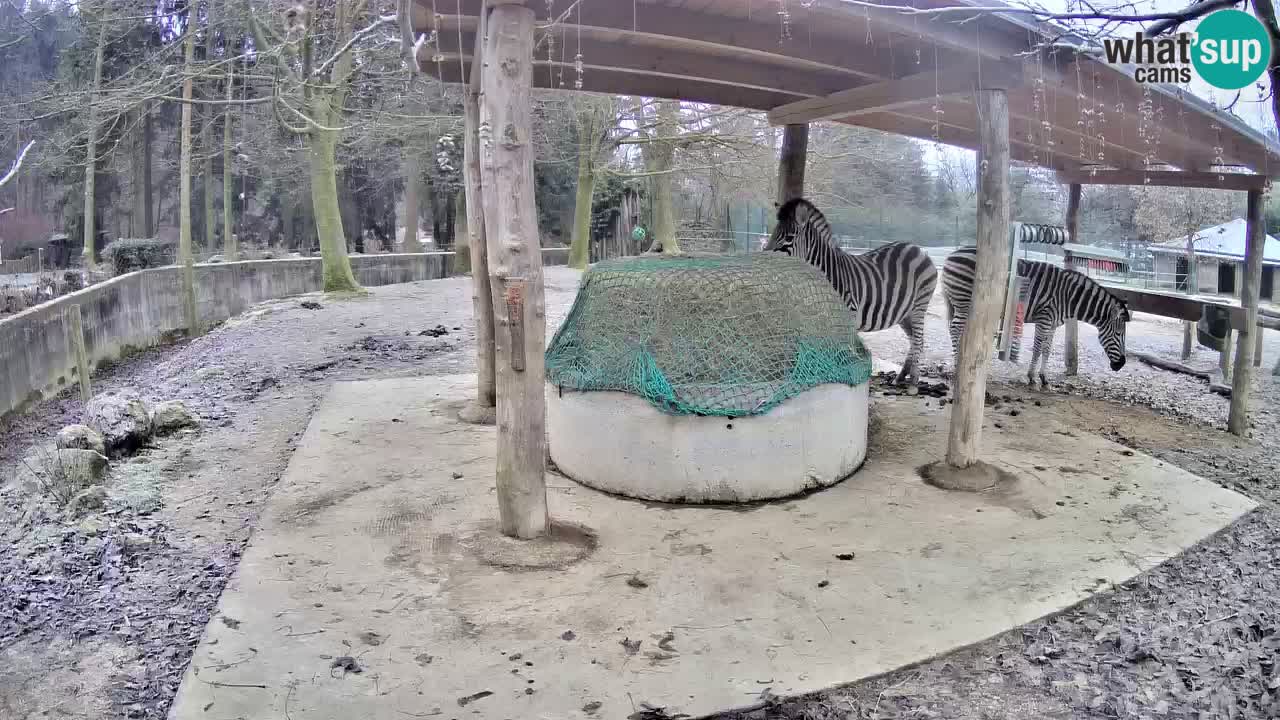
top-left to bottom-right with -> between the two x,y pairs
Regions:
945,88 -> 1010,469
1228,188 -> 1266,435
479,2 -> 549,539
459,2 -> 497,424
1063,183 -> 1081,375
65,304 -> 91,405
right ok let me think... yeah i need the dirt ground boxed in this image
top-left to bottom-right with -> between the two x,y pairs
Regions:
2,266 -> 1280,719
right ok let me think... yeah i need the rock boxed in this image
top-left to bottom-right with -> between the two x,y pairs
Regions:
260,251 -> 276,260
66,486 -> 108,517
207,254 -> 225,263
87,392 -> 152,454
56,424 -> 106,456
195,366 -> 225,381
121,532 -> 155,550
77,516 -> 108,536
151,400 -> 198,434
46,449 -> 109,490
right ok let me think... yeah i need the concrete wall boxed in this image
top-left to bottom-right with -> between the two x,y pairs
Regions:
2,249 -> 570,418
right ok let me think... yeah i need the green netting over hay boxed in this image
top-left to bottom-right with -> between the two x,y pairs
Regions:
545,253 -> 872,417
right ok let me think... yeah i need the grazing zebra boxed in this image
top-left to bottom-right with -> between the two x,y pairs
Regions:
941,247 -> 1130,388
764,198 -> 939,388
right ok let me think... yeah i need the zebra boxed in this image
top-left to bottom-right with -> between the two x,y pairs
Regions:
764,197 -> 939,388
940,247 -> 1130,388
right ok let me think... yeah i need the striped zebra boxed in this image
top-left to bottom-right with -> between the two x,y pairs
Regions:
764,198 -> 939,388
941,247 -> 1130,388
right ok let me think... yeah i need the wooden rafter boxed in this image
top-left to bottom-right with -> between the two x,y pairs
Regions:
1056,169 -> 1271,191
767,62 -> 1022,126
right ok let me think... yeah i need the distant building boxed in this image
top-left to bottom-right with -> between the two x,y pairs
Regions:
1147,219 -> 1280,301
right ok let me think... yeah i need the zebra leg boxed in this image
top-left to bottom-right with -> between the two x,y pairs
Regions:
1026,335 -> 1041,387
1038,324 -> 1056,388
1032,322 -> 1055,388
894,316 -> 922,392
947,308 -> 965,378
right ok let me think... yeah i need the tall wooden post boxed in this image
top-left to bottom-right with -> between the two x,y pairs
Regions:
1062,183 -> 1081,375
459,3 -> 497,425
1228,188 -> 1266,435
946,88 -> 1010,469
776,124 -> 808,203
479,2 -> 549,539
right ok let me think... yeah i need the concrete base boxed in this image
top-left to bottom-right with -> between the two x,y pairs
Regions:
546,382 -> 869,502
169,375 -> 1254,720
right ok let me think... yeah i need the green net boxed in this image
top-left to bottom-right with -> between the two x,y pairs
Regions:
545,253 -> 873,417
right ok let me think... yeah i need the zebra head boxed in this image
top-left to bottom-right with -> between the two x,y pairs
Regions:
1098,297 -> 1130,371
764,198 -> 829,259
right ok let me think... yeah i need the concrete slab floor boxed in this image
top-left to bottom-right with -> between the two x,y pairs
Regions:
169,375 -> 1254,720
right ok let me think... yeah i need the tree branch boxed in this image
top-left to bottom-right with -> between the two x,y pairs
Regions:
314,13 -> 397,77
0,140 -> 35,189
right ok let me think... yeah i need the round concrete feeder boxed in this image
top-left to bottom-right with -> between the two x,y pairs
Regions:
546,382 -> 869,503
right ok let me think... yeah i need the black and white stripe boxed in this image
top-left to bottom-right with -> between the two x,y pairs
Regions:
765,198 -> 939,387
941,247 -> 1130,387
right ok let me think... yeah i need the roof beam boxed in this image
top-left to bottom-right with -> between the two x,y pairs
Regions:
422,0 -> 918,82
1056,169 -> 1272,191
436,29 -> 856,99
767,62 -> 1022,126
432,57 -> 807,111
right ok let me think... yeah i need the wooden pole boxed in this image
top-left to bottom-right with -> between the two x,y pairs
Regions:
66,304 -> 91,405
1255,328 -> 1264,367
479,2 -> 549,539
460,2 -> 497,423
946,88 -> 1010,469
776,123 -> 808,203
1063,183 -> 1081,375
1228,188 -> 1266,435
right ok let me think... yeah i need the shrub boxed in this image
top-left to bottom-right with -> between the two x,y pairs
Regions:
102,238 -> 176,275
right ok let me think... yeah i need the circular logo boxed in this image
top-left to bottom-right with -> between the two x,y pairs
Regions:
1191,9 -> 1272,90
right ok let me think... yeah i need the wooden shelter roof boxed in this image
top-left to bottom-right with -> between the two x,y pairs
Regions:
413,0 -> 1280,179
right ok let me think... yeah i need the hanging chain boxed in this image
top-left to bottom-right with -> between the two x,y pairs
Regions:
778,0 -> 792,42
1093,73 -> 1105,175
574,0 -> 583,89
546,0 -> 556,88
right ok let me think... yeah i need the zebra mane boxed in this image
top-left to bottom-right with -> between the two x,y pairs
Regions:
1064,265 -> 1129,321
775,197 -> 834,244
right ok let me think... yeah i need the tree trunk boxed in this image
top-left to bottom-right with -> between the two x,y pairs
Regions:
131,109 -> 147,237
308,125 -> 361,292
82,20 -> 107,269
178,5 -> 200,333
478,3 -> 548,539
223,56 -> 236,258
650,100 -> 680,254
203,123 -> 216,253
946,88 -> 1010,470
402,151 -> 423,252
454,188 -> 470,271
444,190 -> 456,248
568,145 -> 595,268
282,193 -> 295,249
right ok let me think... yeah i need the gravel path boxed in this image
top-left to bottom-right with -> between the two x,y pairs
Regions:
2,267 -> 1279,720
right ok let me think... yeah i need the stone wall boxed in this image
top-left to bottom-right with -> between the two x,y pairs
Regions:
1,249 -> 570,418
